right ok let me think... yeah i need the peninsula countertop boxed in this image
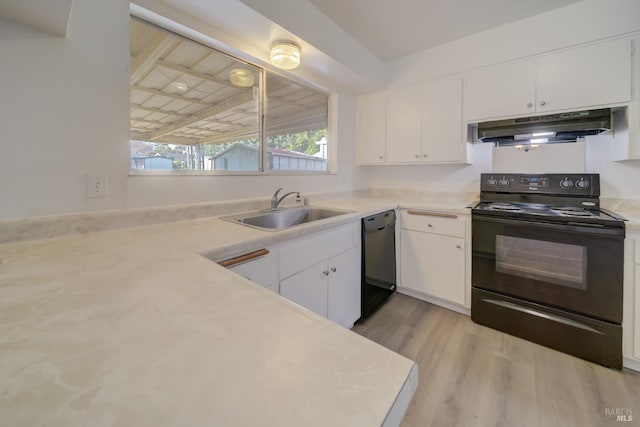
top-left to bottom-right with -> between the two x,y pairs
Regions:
0,196 -> 474,427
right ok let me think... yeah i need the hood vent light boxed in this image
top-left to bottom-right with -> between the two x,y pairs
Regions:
476,108 -> 611,146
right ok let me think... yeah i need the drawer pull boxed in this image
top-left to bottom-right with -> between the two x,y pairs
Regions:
407,210 -> 458,219
219,248 -> 269,268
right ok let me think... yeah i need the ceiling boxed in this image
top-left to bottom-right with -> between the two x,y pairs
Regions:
309,0 -> 583,61
130,19 -> 328,146
0,0 -> 74,36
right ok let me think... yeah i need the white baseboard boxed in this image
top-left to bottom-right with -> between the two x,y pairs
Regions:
397,286 -> 470,316
623,357 -> 640,372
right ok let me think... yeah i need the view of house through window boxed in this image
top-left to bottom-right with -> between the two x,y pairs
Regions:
129,18 -> 329,173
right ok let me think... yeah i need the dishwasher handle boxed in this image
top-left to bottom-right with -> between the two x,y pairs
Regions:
363,210 -> 396,232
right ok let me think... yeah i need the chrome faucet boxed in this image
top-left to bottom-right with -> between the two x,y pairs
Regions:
271,187 -> 301,211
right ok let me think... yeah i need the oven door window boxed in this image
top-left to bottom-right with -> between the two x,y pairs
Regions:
495,236 -> 586,290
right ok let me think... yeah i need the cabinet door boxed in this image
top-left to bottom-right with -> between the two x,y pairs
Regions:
536,39 -> 631,113
280,262 -> 328,317
463,59 -> 536,122
386,83 -> 422,163
357,92 -> 386,164
422,75 -> 463,162
635,265 -> 640,359
400,229 -> 465,305
327,247 -> 361,328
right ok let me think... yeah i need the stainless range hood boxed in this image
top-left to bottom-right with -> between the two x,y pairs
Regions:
476,108 -> 611,146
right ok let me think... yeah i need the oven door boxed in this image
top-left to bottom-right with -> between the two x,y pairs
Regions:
472,215 -> 624,323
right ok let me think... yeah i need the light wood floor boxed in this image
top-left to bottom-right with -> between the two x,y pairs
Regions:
353,293 -> 640,427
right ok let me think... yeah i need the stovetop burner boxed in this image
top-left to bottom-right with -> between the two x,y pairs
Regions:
473,201 -> 625,227
549,206 -> 597,218
485,203 -> 523,212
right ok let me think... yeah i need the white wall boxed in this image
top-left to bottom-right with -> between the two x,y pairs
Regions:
0,0 -> 366,219
368,0 -> 640,198
0,1 -> 131,219
587,136 -> 640,198
492,142 -> 586,174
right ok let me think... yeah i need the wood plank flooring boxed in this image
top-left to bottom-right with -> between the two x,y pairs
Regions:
353,293 -> 640,427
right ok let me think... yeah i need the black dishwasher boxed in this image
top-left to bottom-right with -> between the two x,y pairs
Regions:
361,210 -> 397,319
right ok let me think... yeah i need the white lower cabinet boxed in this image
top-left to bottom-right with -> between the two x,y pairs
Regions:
327,247 -> 361,328
635,264 -> 640,360
281,262 -> 328,317
281,246 -> 361,328
622,233 -> 640,371
279,221 -> 362,329
400,230 -> 465,305
398,209 -> 469,310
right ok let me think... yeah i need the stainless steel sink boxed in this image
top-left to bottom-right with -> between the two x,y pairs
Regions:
220,206 -> 353,230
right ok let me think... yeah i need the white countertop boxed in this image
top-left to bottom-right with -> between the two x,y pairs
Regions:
1,196 -> 472,427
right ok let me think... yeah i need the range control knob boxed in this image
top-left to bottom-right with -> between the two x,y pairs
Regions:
486,177 -> 498,187
498,177 -> 510,187
576,178 -> 590,189
559,177 -> 574,189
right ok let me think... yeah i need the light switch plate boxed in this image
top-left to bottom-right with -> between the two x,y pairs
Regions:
87,174 -> 108,198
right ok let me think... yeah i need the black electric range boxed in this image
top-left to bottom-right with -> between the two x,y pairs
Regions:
471,173 -> 626,369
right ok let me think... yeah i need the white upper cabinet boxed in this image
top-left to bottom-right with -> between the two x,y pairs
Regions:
357,91 -> 387,164
612,37 -> 640,161
386,76 -> 465,164
536,38 -> 631,113
464,38 -> 632,122
386,83 -> 423,163
464,59 -> 537,122
422,75 -> 464,162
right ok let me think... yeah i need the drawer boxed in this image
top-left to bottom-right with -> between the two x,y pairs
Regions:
223,249 -> 277,289
400,209 -> 466,238
280,221 -> 359,279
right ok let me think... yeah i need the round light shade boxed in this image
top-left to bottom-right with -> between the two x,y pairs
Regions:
171,81 -> 188,93
229,68 -> 255,87
270,40 -> 301,70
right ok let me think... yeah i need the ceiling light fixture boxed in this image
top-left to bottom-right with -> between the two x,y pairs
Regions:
172,81 -> 188,93
229,68 -> 255,87
270,40 -> 301,70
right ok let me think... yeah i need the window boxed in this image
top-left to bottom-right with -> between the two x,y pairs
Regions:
264,71 -> 329,172
129,18 -> 329,173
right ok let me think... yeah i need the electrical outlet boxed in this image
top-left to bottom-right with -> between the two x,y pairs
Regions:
88,174 -> 108,198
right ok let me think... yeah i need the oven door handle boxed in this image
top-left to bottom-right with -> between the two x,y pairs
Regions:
472,215 -> 625,237
482,298 -> 605,335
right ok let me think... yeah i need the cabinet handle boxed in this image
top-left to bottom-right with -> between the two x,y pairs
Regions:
379,155 -> 384,160
331,267 -> 337,273
407,210 -> 458,219
219,248 -> 269,268
456,244 -> 462,249
423,154 -> 428,158
540,100 -> 547,106
323,270 -> 330,276
527,102 -> 533,108
428,224 -> 433,228
414,154 -> 420,159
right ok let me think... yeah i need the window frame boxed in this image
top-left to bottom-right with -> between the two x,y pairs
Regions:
128,15 -> 333,177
